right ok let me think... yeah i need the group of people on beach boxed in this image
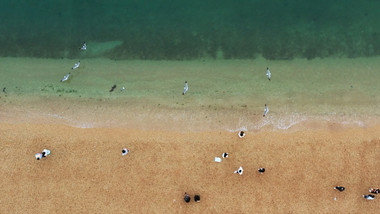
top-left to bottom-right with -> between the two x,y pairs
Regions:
334,185 -> 380,200
233,131 -> 265,176
35,149 -> 50,160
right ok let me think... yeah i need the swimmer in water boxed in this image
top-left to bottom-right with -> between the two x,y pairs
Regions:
72,61 -> 80,70
263,104 -> 269,117
109,84 -> 116,92
266,67 -> 271,81
60,73 -> 70,82
182,81 -> 188,95
79,42 -> 87,50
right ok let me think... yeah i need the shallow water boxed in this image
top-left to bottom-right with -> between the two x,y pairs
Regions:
1,57 -> 379,131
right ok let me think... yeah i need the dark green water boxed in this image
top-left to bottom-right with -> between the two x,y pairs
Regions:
1,0 -> 379,60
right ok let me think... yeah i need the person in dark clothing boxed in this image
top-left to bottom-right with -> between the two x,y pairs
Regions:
194,195 -> 200,202
334,186 -> 345,192
363,194 -> 375,200
369,188 -> 380,194
258,168 -> 265,174
184,193 -> 190,203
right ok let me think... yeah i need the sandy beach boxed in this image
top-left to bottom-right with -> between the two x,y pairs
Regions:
1,123 -> 380,213
1,57 -> 380,213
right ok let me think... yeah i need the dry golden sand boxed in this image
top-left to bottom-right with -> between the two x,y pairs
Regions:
1,123 -> 380,213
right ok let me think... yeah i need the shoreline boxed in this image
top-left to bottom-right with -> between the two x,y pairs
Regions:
1,94 -> 378,132
1,55 -> 380,132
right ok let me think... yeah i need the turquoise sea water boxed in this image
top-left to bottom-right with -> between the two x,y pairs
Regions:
1,0 -> 379,59
1,1 -> 380,131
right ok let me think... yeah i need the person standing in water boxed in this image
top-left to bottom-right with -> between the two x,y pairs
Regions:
79,42 -> 87,50
183,81 -> 188,95
266,67 -> 271,81
263,104 -> 269,117
72,61 -> 80,70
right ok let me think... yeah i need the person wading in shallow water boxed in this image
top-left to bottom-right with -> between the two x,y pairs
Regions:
182,81 -> 188,95
263,104 -> 269,117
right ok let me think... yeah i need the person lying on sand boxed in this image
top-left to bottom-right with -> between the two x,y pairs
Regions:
363,194 -> 375,200
184,193 -> 190,203
35,153 -> 43,160
238,131 -> 245,138
334,186 -> 345,192
183,81 -> 188,95
234,166 -> 244,175
369,188 -> 380,194
194,195 -> 200,202
258,168 -> 265,174
122,148 -> 129,156
42,149 -> 51,157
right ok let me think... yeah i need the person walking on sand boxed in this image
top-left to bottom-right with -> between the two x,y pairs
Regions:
334,186 -> 345,192
263,104 -> 269,117
258,168 -> 265,174
234,166 -> 244,175
72,61 -> 80,70
266,67 -> 271,81
122,148 -> 129,156
183,81 -> 188,95
363,194 -> 375,200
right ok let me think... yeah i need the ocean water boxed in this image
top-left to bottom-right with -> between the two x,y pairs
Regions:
0,0 -> 379,59
1,1 -> 380,131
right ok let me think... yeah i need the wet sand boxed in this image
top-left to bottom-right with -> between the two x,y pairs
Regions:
1,123 -> 380,213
